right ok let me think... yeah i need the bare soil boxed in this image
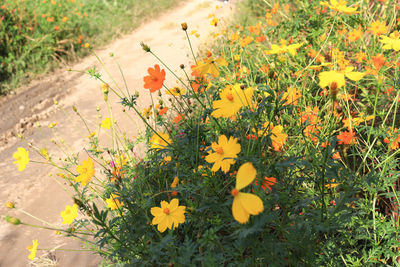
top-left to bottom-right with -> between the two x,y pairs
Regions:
0,1 -> 234,266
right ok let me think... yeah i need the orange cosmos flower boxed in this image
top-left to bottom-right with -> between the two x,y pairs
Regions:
143,64 -> 166,93
254,176 -> 277,192
384,128 -> 400,150
337,130 -> 357,145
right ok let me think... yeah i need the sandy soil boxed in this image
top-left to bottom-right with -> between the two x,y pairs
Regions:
0,1 -> 234,266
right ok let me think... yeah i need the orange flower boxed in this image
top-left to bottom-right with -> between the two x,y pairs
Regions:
384,128 -> 400,150
348,25 -> 363,42
254,176 -> 277,192
173,114 -> 184,124
372,53 -> 386,71
157,107 -> 168,116
337,130 -> 357,145
255,35 -> 266,43
143,64 -> 166,93
354,51 -> 367,63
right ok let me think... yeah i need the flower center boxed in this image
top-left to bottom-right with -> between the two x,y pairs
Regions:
226,93 -> 234,101
151,76 -> 158,81
330,81 -> 338,96
216,146 -> 224,154
163,208 -> 170,215
231,188 -> 239,196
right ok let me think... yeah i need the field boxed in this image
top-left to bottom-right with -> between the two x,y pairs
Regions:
0,0 -> 182,94
5,0 -> 400,265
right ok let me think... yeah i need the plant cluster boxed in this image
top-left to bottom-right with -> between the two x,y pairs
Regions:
5,0 -> 400,265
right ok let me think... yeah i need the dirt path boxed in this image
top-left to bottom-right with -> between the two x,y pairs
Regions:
0,1 -> 234,266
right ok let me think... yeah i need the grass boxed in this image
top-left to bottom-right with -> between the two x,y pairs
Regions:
0,0 -> 184,95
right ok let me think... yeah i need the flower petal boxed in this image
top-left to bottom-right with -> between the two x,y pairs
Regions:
232,196 -> 250,224
237,192 -> 264,215
235,162 -> 257,190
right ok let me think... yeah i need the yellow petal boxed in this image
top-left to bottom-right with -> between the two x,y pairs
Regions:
345,71 -> 365,81
235,162 -> 257,190
232,196 -> 250,224
237,192 -> 264,215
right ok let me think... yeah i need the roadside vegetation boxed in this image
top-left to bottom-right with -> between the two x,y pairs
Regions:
0,0 -> 183,95
6,0 -> 400,265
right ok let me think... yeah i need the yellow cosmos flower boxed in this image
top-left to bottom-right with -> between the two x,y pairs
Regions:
106,194 -> 124,210
101,118 -> 111,129
379,31 -> 400,51
270,124 -> 288,152
60,204 -> 78,224
265,42 -> 303,56
320,0 -> 359,15
13,147 -> 30,172
114,153 -> 128,166
211,84 -> 254,118
205,135 -> 241,173
194,56 -> 228,78
150,132 -> 171,150
40,148 -> 50,163
75,158 -> 95,186
231,163 -> 264,224
342,113 -> 374,129
281,87 -> 301,106
166,86 -> 185,96
150,198 -> 186,232
318,67 -> 365,89
27,239 -> 39,260
171,177 -> 179,188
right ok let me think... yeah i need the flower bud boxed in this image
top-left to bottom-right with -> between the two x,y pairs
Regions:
5,216 -> 21,225
5,202 -> 15,209
181,22 -> 188,31
140,42 -> 151,52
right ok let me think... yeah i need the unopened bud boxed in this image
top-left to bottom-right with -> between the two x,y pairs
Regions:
72,106 -> 77,112
140,42 -> 151,52
181,22 -> 188,31
5,202 -> 15,209
5,216 -> 21,225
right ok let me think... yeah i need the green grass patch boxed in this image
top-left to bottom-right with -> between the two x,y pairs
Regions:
0,0 -> 183,95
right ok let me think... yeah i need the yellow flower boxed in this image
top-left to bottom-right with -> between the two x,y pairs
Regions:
231,163 -> 264,224
106,194 -> 124,210
166,86 -> 185,96
205,135 -> 241,173
320,0 -> 359,15
13,147 -> 30,171
270,123 -> 288,151
265,42 -> 303,56
240,36 -> 253,47
40,148 -> 50,163
48,122 -> 58,128
369,20 -> 388,36
27,239 -> 39,260
281,87 -> 301,106
150,198 -> 186,232
75,158 -> 95,186
342,113 -> 374,128
60,204 -> 78,224
211,84 -> 254,118
194,56 -> 228,78
379,31 -> 400,51
101,118 -> 111,129
318,67 -> 365,89
115,153 -> 128,166
150,132 -> 171,150
171,177 -> 179,188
